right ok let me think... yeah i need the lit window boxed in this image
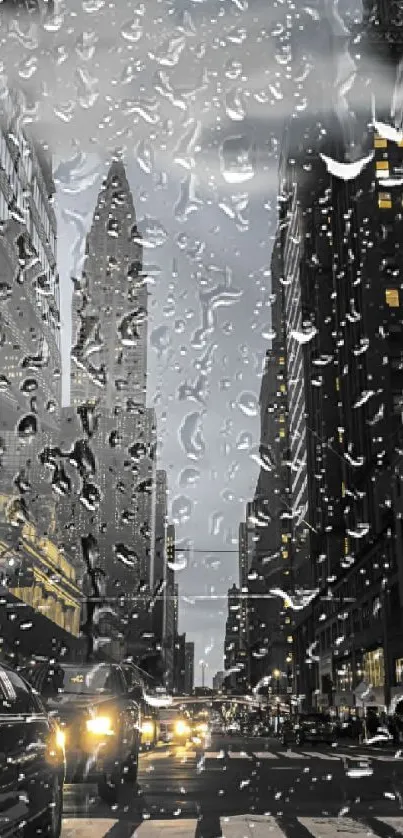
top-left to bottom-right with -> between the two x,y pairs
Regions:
341,482 -> 345,497
279,356 -> 285,366
335,377 -> 340,392
386,288 -> 400,307
281,534 -> 288,543
374,136 -> 387,148
287,635 -> 293,643
279,429 -> 285,438
282,550 -> 289,559
376,160 -> 389,177
378,192 -> 392,209
344,537 -> 349,556
279,415 -> 285,423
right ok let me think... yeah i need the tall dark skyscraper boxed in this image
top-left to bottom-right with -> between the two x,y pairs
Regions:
70,159 -> 147,412
60,157 -> 156,660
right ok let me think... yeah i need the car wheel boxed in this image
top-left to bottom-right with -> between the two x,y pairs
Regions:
28,773 -> 63,838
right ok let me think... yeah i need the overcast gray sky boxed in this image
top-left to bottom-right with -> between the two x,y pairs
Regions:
1,0 -> 367,683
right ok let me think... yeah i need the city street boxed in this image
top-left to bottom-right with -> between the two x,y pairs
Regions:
62,734 -> 403,838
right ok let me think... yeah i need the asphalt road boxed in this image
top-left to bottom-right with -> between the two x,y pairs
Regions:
61,735 -> 403,838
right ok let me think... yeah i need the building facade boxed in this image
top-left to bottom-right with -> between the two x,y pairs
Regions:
0,86 -> 61,536
184,641 -> 194,695
152,470 -> 167,652
287,0 -> 403,712
60,158 -> 157,661
164,524 -> 176,691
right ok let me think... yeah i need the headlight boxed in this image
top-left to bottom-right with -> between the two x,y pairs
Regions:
86,716 -> 114,736
175,719 -> 190,737
142,721 -> 155,736
55,728 -> 66,750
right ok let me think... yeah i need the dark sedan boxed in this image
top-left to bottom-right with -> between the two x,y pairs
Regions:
0,662 -> 65,837
21,660 -> 141,803
280,713 -> 337,747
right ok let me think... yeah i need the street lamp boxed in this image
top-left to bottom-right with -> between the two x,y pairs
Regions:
273,668 -> 281,695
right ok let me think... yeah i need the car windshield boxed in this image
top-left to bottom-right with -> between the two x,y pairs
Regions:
58,665 -> 116,695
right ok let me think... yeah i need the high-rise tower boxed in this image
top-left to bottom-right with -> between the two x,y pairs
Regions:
70,159 -> 147,413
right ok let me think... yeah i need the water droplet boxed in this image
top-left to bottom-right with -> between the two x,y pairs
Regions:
210,512 -> 223,536
17,414 -> 37,442
220,136 -> 255,184
137,218 -> 168,249
172,495 -> 192,525
179,412 -> 205,461
237,392 -> 258,417
179,468 -> 200,489
150,325 -> 170,356
236,431 -> 253,450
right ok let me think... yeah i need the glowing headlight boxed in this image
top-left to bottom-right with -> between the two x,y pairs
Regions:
174,719 -> 190,737
142,721 -> 155,736
55,728 -> 66,750
86,716 -> 114,736
197,723 -> 208,734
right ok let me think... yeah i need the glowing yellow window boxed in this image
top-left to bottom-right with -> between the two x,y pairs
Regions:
287,635 -> 293,644
282,550 -> 289,559
279,429 -> 286,438
344,537 -> 350,555
280,384 -> 286,393
282,534 -> 288,543
279,356 -> 285,366
386,288 -> 400,307
378,192 -> 392,209
336,377 -> 340,392
376,160 -> 389,176
399,140 -> 403,148
285,617 -> 291,625
279,415 -> 285,423
374,136 -> 387,148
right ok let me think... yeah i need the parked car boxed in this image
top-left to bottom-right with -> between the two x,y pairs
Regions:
121,662 -> 160,750
279,713 -> 337,747
0,661 -> 65,837
21,659 -> 141,803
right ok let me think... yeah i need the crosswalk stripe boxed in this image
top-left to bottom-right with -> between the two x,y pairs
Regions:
228,751 -> 252,760
282,750 -> 308,759
221,815 -> 286,838
300,751 -> 340,761
133,819 -> 199,838
205,751 -> 226,759
376,817 -> 403,835
61,815 -> 403,838
253,751 -> 279,759
299,817 -> 373,838
62,819 -> 119,838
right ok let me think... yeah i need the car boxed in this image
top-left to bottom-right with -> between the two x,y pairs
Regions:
21,659 -> 141,804
0,661 -> 65,837
159,707 -> 192,744
279,713 -> 337,747
121,663 -> 160,750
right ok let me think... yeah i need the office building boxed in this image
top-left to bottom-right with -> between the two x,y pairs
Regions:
184,641 -> 194,695
0,85 -> 61,537
152,470 -> 168,652
164,524 -> 176,691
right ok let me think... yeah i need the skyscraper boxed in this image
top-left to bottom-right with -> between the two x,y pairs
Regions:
184,642 -> 194,695
70,159 -> 147,412
152,470 -> 167,650
60,157 -> 156,659
164,524 -> 176,691
0,85 -> 61,536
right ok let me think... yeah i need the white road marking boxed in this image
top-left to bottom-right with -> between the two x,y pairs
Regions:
62,819 -> 119,838
205,751 -> 226,759
61,815 -> 403,838
376,817 -> 403,834
133,820 -> 199,838
301,752 -> 340,761
228,751 -> 252,760
299,817 -> 373,838
282,750 -> 308,759
253,751 -> 279,759
221,815 -> 286,838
